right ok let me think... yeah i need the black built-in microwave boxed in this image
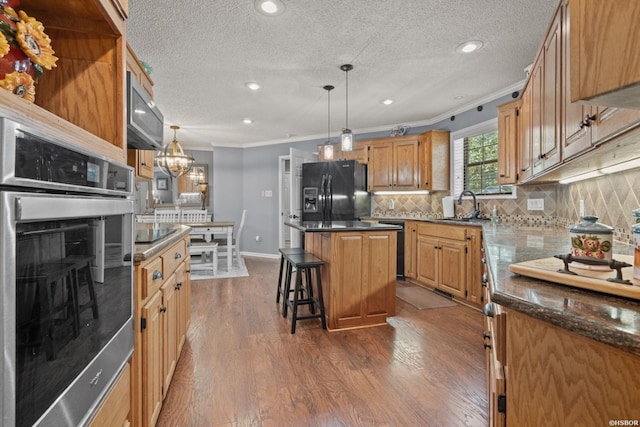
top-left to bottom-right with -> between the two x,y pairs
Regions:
126,71 -> 164,150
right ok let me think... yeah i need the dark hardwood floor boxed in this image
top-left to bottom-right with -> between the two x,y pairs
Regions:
157,257 -> 488,426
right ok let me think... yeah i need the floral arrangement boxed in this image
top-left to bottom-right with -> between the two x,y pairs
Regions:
0,0 -> 57,102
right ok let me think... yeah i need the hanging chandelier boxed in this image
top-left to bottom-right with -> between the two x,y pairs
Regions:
340,64 -> 354,152
156,125 -> 195,177
323,84 -> 334,160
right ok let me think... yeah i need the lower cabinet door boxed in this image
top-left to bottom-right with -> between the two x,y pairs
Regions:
416,235 -> 439,286
142,291 -> 163,427
438,240 -> 467,298
161,274 -> 178,397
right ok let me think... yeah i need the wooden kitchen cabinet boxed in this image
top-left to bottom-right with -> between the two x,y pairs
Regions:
89,363 -> 131,427
127,42 -> 154,98
368,136 -> 420,191
517,82 -> 533,183
14,0 -> 127,164
306,230 -> 396,330
415,223 -> 466,299
128,149 -> 155,180
407,222 -> 483,306
466,227 -> 483,306
132,234 -> 191,427
569,0 -> 640,109
404,221 -> 418,280
533,5 -> 562,176
419,130 -> 450,191
497,99 -> 520,185
141,290 -> 163,427
504,310 -> 640,426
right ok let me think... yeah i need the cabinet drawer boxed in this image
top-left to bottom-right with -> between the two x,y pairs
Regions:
162,239 -> 187,276
417,223 -> 467,241
142,257 -> 163,301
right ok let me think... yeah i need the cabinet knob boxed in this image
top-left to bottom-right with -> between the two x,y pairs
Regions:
152,270 -> 163,280
499,174 -> 505,177
483,332 -> 491,340
175,252 -> 182,260
160,306 -> 167,313
483,342 -> 492,350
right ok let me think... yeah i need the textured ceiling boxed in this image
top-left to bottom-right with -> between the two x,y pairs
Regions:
126,0 -> 557,150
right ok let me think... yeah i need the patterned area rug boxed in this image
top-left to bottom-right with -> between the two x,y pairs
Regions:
396,285 -> 458,309
190,256 -> 249,280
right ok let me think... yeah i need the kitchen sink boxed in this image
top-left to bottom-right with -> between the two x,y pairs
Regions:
440,217 -> 490,222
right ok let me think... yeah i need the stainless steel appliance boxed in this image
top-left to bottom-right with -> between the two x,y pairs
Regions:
379,220 -> 405,279
301,160 -> 370,221
0,117 -> 135,426
126,71 -> 164,150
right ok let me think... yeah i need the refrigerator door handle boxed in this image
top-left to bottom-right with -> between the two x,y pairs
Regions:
327,173 -> 333,220
320,174 -> 327,220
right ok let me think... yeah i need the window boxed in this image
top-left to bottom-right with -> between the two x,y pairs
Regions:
452,118 -> 514,198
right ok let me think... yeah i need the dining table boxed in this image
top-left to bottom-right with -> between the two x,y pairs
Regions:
186,221 -> 235,270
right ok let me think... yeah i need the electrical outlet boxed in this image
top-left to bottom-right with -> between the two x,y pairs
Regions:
388,199 -> 395,210
527,198 -> 544,211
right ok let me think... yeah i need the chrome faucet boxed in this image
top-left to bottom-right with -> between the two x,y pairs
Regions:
457,190 -> 481,219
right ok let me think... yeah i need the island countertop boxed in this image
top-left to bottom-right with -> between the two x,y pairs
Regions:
286,220 -> 402,232
133,223 -> 191,262
482,222 -> 640,356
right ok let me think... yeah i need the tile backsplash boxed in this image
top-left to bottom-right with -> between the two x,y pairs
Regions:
371,168 -> 640,244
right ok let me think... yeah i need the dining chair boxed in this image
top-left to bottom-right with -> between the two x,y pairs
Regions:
154,208 -> 181,223
214,209 -> 246,264
181,209 -> 209,223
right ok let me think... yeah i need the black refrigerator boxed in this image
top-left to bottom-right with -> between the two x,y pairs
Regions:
301,160 -> 370,221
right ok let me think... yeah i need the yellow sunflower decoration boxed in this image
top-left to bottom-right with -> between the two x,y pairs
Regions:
0,70 -> 35,102
0,33 -> 9,58
0,4 -> 58,102
15,10 -> 57,70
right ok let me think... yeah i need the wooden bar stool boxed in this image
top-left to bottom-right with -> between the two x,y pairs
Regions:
67,255 -> 99,326
282,252 -> 326,334
276,247 -> 306,313
17,261 -> 78,360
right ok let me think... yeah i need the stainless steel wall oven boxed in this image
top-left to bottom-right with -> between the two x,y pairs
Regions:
0,117 -> 135,426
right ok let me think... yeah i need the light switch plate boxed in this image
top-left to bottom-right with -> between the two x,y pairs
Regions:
527,198 -> 544,211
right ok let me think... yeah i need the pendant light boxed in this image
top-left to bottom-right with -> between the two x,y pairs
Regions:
156,125 -> 195,177
340,64 -> 354,152
323,85 -> 334,160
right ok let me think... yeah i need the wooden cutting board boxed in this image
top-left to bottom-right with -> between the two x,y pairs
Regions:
509,254 -> 640,301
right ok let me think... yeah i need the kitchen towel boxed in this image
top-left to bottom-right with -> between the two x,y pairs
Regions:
442,196 -> 455,218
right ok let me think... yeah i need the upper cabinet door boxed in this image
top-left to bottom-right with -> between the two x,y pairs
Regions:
497,99 -> 520,185
368,142 -> 395,191
393,138 -> 420,190
569,0 -> 640,108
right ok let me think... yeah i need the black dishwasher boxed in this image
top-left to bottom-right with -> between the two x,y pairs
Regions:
379,220 -> 404,279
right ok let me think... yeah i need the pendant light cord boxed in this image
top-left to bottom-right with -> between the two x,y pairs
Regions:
345,69 -> 348,130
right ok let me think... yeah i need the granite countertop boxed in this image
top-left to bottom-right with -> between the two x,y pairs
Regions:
482,222 -> 640,356
286,220 -> 402,232
133,224 -> 191,262
363,216 -> 488,227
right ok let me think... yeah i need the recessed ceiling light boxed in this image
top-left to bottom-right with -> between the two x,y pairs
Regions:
245,81 -> 261,91
380,99 -> 394,105
454,95 -> 465,100
456,40 -> 484,54
243,118 -> 254,124
254,0 -> 285,16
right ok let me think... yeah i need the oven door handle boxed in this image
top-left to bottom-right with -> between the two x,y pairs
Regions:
15,196 -> 22,221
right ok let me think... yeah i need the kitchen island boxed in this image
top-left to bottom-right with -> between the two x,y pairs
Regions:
286,220 -> 401,331
482,222 -> 640,425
